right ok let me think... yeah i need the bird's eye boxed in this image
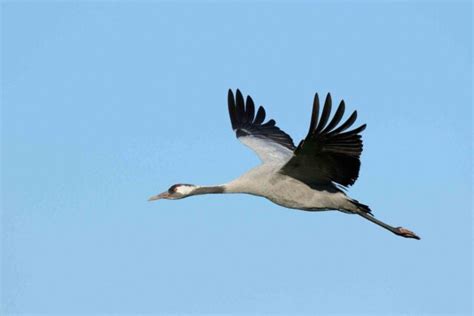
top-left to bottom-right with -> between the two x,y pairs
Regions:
168,185 -> 179,194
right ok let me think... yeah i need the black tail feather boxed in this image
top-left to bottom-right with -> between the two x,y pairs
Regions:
351,200 -> 373,215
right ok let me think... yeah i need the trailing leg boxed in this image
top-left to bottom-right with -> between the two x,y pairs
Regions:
355,210 -> 420,240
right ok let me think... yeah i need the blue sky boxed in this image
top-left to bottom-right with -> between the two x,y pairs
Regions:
1,1 -> 472,315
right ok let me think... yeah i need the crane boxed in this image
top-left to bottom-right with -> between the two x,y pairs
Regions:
149,89 -> 420,240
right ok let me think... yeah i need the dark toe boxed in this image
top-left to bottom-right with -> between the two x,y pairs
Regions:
396,227 -> 421,240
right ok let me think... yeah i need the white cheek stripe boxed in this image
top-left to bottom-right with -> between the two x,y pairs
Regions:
176,186 -> 195,195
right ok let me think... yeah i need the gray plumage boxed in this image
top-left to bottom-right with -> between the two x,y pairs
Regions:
149,89 -> 420,240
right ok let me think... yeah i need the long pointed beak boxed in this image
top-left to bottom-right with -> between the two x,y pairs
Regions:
148,192 -> 169,201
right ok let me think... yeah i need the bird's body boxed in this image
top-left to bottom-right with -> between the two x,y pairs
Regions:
150,89 -> 420,240
224,163 -> 353,212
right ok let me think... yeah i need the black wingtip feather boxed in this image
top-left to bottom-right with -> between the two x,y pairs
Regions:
308,93 -> 320,135
235,89 -> 245,123
226,89 -> 296,151
227,89 -> 237,129
281,93 -> 367,188
322,100 -> 345,134
246,96 -> 255,122
328,110 -> 358,136
315,93 -> 332,133
254,106 -> 266,125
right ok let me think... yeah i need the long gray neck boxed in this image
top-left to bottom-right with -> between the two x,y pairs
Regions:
192,185 -> 226,195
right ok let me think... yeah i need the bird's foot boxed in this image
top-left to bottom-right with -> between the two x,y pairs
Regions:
395,227 -> 420,240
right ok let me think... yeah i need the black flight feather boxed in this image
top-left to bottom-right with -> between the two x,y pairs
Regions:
280,93 -> 366,187
227,89 -> 295,151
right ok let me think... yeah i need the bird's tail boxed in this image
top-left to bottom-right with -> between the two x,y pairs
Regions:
350,199 -> 373,215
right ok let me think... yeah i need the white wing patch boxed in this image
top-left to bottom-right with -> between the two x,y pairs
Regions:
238,135 -> 294,163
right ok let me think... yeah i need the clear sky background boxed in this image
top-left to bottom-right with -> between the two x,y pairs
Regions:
1,1 -> 472,315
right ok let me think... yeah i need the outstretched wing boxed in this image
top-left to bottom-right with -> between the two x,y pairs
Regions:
280,93 -> 366,187
227,89 -> 295,163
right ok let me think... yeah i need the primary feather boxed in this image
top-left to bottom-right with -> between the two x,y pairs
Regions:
227,89 -> 295,163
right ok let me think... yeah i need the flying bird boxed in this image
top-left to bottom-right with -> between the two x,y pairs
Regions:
149,89 -> 420,240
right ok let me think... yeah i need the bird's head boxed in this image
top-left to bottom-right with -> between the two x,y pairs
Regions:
148,184 -> 197,201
